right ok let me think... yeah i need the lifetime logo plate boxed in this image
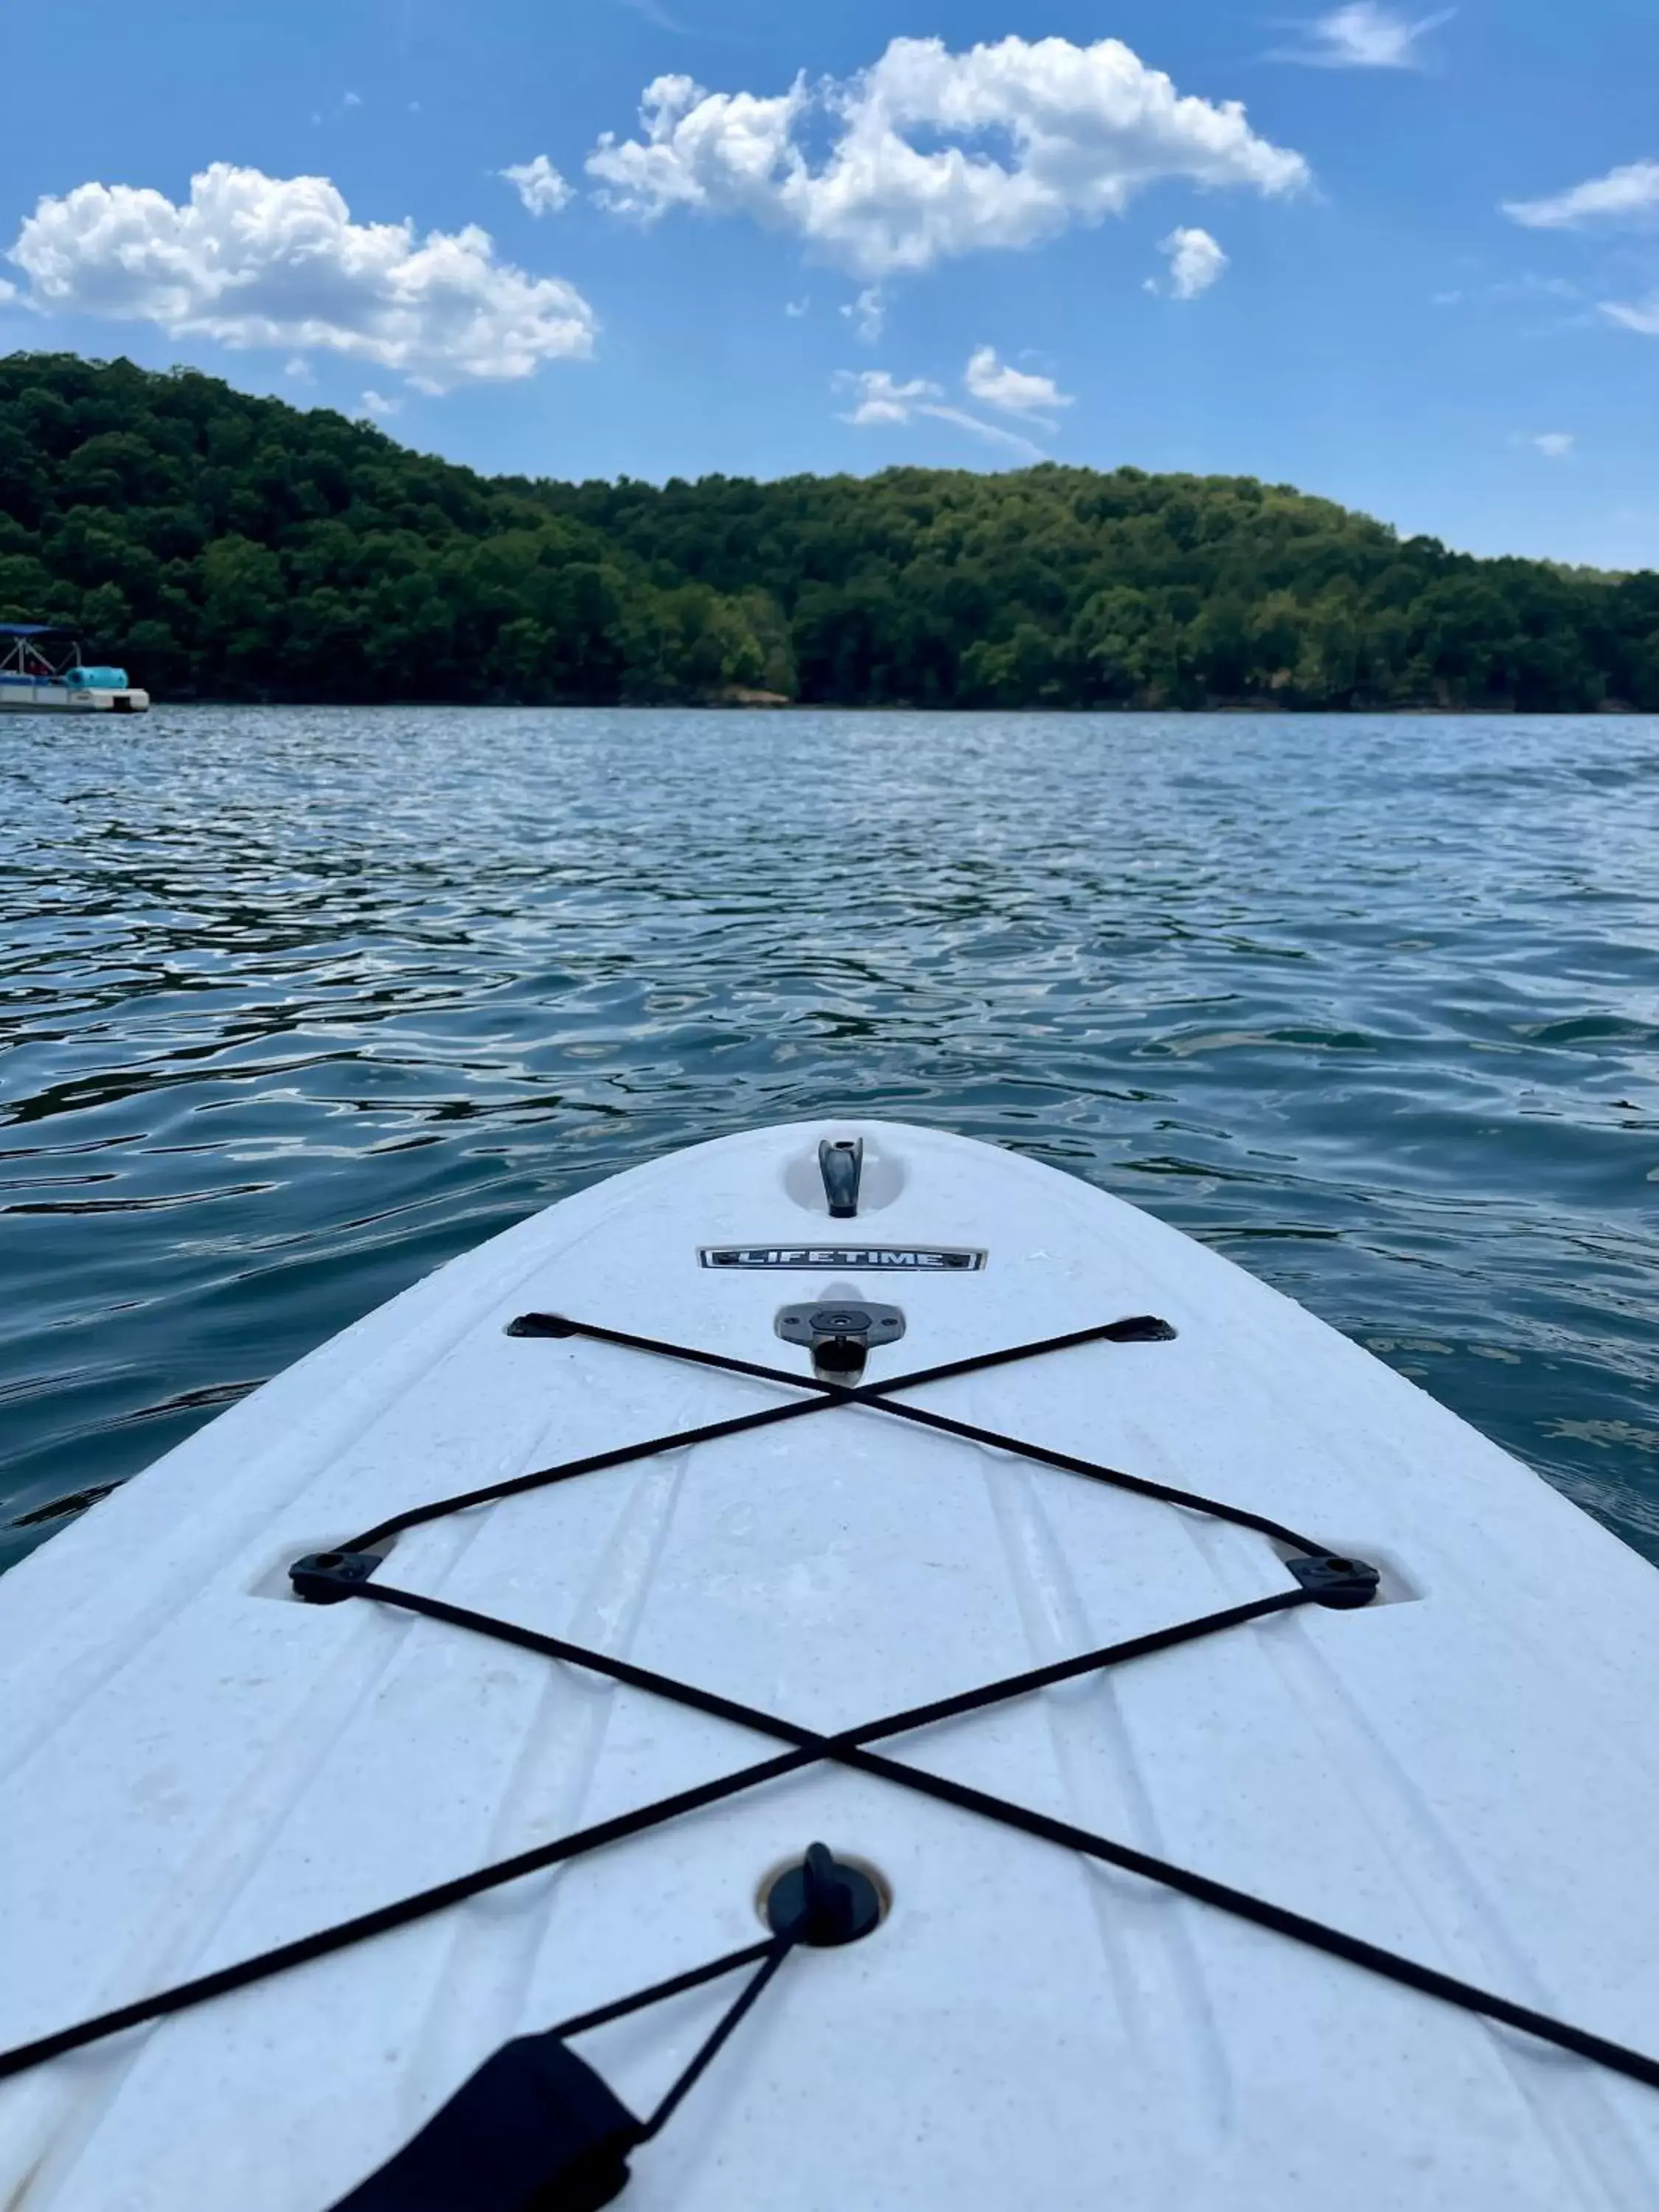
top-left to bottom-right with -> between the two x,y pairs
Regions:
700,1245 -> 986,1272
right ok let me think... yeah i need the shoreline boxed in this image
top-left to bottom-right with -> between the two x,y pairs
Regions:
131,697 -> 1655,716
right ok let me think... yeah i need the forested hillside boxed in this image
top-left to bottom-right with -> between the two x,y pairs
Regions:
4,350 -> 1657,709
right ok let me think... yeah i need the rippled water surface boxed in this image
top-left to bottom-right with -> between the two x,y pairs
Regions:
3,706 -> 1657,1571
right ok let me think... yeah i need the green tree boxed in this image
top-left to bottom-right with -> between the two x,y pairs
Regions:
1,349 -> 1657,711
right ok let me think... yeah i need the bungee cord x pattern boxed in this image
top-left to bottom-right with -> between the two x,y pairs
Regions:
4,1310 -> 1657,2210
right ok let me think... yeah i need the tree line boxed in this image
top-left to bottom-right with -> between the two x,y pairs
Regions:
3,349 -> 1657,711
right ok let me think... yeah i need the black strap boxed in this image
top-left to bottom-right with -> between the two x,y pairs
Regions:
332,2035 -> 640,2212
332,1937 -> 796,2211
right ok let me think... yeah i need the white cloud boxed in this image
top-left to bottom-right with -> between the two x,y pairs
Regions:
283,354 -> 313,380
833,366 -> 1046,459
784,296 -> 810,317
1270,4 -> 1453,69
1515,431 -> 1575,459
360,389 -> 400,417
964,345 -> 1072,420
836,368 -> 939,425
1603,296 -> 1659,336
1148,226 -> 1228,299
588,35 -> 1309,279
0,277 -> 17,305
1498,164 -> 1659,338
1503,161 -> 1659,231
841,285 -> 884,342
6,164 -> 596,392
344,91 -> 363,108
501,155 -> 574,218
591,72 -> 806,224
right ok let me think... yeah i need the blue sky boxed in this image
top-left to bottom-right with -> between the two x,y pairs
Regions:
2,0 -> 1658,566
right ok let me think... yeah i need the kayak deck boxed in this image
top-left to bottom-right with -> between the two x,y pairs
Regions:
2,1120 -> 1657,2209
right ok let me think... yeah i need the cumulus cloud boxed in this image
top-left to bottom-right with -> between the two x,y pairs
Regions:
0,277 -> 17,305
588,35 -> 1308,279
1526,431 -> 1575,459
501,155 -> 574,217
784,296 -> 810,318
1270,4 -> 1453,69
360,389 -> 400,417
6,164 -> 596,392
834,365 -> 1047,459
964,345 -> 1072,420
283,354 -> 313,380
591,72 -> 805,223
1503,161 -> 1659,231
1149,226 -> 1228,299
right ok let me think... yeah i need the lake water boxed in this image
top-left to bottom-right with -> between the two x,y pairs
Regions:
2,706 -> 1656,1573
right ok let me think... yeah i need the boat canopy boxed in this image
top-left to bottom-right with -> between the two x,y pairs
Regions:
0,627 -> 80,681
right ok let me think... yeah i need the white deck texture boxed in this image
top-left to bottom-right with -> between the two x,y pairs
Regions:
1,1120 -> 1657,2211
